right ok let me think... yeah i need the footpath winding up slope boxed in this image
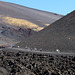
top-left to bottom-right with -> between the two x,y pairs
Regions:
18,10 -> 75,52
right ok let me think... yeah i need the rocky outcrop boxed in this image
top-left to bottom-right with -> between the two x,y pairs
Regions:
1,27 -> 35,41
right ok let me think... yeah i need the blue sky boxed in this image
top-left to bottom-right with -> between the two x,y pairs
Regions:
0,0 -> 75,15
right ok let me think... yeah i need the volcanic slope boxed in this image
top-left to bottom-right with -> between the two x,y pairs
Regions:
0,1 -> 63,31
0,1 -> 63,46
18,10 -> 75,52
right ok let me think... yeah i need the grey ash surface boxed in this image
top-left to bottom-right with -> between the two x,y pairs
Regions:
18,10 -> 75,52
0,1 -> 62,26
0,50 -> 75,75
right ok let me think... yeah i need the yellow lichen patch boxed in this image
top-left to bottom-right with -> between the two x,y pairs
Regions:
45,24 -> 50,26
2,16 -> 44,31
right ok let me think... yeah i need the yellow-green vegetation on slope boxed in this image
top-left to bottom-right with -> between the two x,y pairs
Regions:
36,20 -> 50,26
2,16 -> 44,31
45,24 -> 50,26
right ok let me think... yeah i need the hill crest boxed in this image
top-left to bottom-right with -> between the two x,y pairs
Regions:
18,10 -> 75,52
